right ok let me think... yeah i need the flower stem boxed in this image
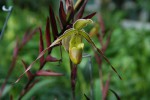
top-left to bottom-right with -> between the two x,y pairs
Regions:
71,64 -> 78,100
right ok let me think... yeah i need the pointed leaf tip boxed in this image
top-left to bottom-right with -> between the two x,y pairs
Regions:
59,1 -> 66,26
83,12 -> 96,19
45,17 -> 51,53
39,28 -> 45,64
46,55 -> 60,62
36,70 -> 63,76
49,5 -> 58,39
21,60 -> 33,80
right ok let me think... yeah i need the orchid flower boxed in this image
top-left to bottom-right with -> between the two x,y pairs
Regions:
50,19 -> 121,79
15,19 -> 121,83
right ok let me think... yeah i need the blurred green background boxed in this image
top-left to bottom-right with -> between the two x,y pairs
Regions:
0,0 -> 150,100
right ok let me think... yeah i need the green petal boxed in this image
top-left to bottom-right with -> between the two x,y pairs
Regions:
51,28 -> 76,47
69,33 -> 82,48
79,30 -> 122,80
73,19 -> 93,30
62,35 -> 72,51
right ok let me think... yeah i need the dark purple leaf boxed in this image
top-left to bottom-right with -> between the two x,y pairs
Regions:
36,70 -> 63,76
83,12 -> 96,19
21,60 -> 33,80
45,17 -> 52,54
46,55 -> 60,62
59,0 -> 67,26
39,27 -> 45,65
49,5 -> 58,40
109,89 -> 120,100
75,0 -> 88,19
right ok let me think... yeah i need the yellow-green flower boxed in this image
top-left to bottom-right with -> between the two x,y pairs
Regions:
49,19 -> 121,79
53,19 -> 93,64
15,19 -> 121,84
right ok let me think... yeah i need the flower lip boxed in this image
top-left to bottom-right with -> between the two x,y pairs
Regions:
69,43 -> 84,64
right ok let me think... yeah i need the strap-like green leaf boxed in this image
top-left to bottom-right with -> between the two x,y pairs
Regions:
79,30 -> 122,80
73,19 -> 93,30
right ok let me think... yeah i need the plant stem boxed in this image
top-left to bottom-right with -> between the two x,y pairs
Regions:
71,64 -> 77,100
18,77 -> 35,100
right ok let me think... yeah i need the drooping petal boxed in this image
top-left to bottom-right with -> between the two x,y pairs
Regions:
73,19 -> 93,30
79,30 -> 122,79
62,35 -> 72,51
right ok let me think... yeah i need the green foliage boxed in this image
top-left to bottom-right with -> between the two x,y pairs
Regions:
1,0 -> 150,100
